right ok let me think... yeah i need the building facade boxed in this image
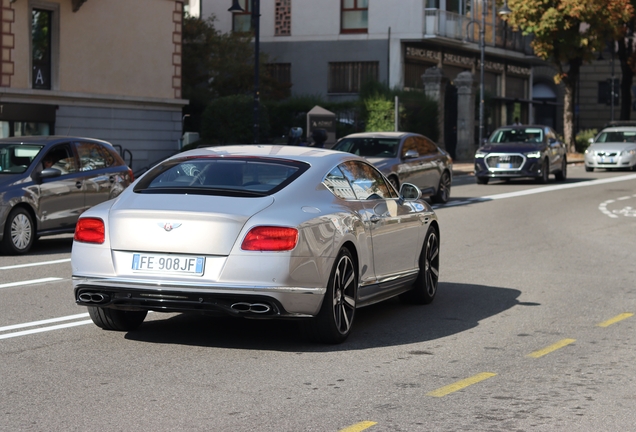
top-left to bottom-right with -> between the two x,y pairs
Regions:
203,0 -> 563,159
0,0 -> 188,173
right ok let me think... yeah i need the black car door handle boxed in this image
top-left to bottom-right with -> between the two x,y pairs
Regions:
75,181 -> 82,189
109,175 -> 115,183
369,214 -> 380,223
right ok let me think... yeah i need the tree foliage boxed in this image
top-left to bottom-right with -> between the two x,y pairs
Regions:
506,0 -> 633,151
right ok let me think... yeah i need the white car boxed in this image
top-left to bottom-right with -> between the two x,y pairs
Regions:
585,126 -> 636,171
71,145 -> 440,344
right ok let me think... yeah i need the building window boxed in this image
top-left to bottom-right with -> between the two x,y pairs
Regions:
328,62 -> 378,93
266,63 -> 292,98
275,0 -> 291,36
598,79 -> 619,105
232,0 -> 252,32
341,0 -> 368,33
32,9 -> 52,90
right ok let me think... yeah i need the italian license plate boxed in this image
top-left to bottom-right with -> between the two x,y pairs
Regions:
132,253 -> 205,275
497,163 -> 511,169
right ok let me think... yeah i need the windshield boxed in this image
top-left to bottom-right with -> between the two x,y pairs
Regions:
333,138 -> 400,158
595,131 -> 636,143
0,144 -> 44,174
489,128 -> 544,144
134,157 -> 309,196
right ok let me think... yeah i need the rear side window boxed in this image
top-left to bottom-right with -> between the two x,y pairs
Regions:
134,157 -> 309,197
76,142 -> 116,171
0,144 -> 43,173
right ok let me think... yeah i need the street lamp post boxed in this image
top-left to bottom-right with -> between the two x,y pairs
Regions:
467,1 -> 511,146
229,0 -> 260,144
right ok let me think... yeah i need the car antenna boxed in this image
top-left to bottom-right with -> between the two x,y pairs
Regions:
66,125 -> 71,135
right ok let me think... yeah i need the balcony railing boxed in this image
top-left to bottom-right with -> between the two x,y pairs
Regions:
423,8 -> 533,56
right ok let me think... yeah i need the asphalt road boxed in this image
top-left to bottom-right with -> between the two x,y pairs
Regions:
2,164 -> 636,431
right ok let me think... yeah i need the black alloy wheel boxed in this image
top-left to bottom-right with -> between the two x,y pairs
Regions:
476,176 -> 489,185
555,157 -> 567,181
431,171 -> 451,203
1,207 -> 35,255
536,159 -> 549,184
88,306 -> 148,331
400,226 -> 440,305
585,166 -> 594,172
306,248 -> 357,344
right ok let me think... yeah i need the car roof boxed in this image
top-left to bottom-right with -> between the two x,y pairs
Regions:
340,132 -> 414,139
597,126 -> 636,132
175,145 -> 364,170
0,136 -> 114,146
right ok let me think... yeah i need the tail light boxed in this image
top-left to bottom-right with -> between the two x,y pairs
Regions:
128,168 -> 134,182
241,226 -> 298,251
74,218 -> 105,244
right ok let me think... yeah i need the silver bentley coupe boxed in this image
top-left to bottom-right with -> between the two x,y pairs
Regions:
71,145 -> 440,344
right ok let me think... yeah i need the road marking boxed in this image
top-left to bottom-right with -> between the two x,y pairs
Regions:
426,372 -> 497,397
527,338 -> 576,358
597,313 -> 634,328
0,319 -> 92,340
436,173 -> 636,209
339,421 -> 377,432
0,258 -> 71,270
0,312 -> 89,333
0,277 -> 63,289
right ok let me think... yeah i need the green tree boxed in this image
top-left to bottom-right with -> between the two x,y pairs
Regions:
616,1 -> 636,120
182,15 -> 286,134
506,0 -> 633,151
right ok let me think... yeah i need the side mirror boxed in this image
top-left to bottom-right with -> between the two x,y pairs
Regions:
399,183 -> 422,201
38,167 -> 62,180
403,149 -> 419,159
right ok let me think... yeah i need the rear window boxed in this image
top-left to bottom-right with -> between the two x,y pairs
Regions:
134,157 -> 309,197
333,138 -> 399,158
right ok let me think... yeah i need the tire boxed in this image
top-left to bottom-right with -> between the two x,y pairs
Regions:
536,159 -> 549,184
431,171 -> 451,204
88,306 -> 147,331
388,175 -> 399,192
306,248 -> 357,344
555,157 -> 567,181
1,207 -> 35,255
476,176 -> 489,185
585,166 -> 594,172
400,226 -> 440,305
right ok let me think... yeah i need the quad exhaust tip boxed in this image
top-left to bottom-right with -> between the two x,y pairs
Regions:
230,302 -> 271,314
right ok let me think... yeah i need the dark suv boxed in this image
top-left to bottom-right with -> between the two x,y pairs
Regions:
0,136 -> 133,254
474,125 -> 567,184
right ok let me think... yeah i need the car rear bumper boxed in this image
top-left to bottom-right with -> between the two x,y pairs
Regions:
72,276 -> 326,318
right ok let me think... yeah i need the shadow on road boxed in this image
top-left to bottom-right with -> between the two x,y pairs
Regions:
123,282 -> 526,352
28,234 -> 73,256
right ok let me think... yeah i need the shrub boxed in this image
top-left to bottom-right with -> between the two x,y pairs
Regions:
575,129 -> 597,153
201,95 -> 270,144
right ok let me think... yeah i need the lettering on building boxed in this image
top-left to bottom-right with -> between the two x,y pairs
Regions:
405,47 -> 441,63
507,64 -> 531,76
443,53 -> 475,68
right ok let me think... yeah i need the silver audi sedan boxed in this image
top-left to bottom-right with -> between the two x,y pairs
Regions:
72,145 -> 440,344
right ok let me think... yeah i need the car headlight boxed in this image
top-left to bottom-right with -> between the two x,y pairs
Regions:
622,149 -> 636,156
525,151 -> 541,158
474,151 -> 487,158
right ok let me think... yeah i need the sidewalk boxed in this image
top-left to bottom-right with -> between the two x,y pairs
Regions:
452,153 -> 585,176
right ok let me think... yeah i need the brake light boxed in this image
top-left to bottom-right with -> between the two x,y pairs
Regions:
128,168 -> 134,182
74,218 -> 105,244
241,226 -> 298,251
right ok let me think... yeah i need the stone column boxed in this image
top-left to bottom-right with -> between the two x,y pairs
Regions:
454,71 -> 476,161
422,67 -> 448,149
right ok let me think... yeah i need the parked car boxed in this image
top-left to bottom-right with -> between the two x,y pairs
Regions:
332,132 -> 453,204
584,125 -> 636,172
0,136 -> 133,254
71,145 -> 440,344
474,125 -> 567,184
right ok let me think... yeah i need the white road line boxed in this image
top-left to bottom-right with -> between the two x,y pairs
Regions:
0,320 -> 92,340
0,258 -> 71,270
0,313 -> 89,333
0,277 -> 63,289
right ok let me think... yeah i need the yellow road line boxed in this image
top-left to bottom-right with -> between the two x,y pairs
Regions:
339,421 -> 377,432
527,338 -> 576,358
597,313 -> 634,328
426,372 -> 497,397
